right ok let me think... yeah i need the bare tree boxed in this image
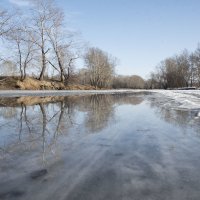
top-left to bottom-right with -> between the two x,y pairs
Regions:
112,75 -> 145,89
0,60 -> 17,76
128,75 -> 145,89
175,50 -> 191,87
45,7 -> 66,82
0,9 -> 13,37
189,53 -> 196,87
84,47 -> 116,88
77,68 -> 90,85
193,45 -> 200,87
29,0 -> 55,80
8,25 -> 36,80
0,8 -> 15,64
150,48 -> 199,89
28,0 -> 78,82
44,5 -> 79,84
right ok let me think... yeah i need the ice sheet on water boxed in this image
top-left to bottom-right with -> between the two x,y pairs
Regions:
152,90 -> 200,110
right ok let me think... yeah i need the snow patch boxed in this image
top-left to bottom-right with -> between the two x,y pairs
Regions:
152,90 -> 200,110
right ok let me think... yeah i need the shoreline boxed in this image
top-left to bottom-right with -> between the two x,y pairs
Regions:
0,89 -> 149,97
0,89 -> 200,110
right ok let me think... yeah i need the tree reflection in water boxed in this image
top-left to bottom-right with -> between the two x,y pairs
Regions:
1,93 -> 199,163
0,93 -> 144,162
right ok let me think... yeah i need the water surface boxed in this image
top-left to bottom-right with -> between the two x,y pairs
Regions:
0,93 -> 200,200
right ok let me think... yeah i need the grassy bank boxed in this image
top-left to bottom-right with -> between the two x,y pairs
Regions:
0,77 -> 96,90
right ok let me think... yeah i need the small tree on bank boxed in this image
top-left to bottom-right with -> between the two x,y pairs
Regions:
84,47 -> 116,88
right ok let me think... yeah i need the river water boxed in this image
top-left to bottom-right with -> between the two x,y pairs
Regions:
0,92 -> 200,200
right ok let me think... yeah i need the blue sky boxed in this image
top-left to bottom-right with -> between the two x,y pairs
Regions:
1,0 -> 200,78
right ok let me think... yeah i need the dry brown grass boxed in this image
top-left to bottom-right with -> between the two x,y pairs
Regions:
16,77 -> 65,90
65,84 -> 96,90
0,77 -> 20,90
0,77 -> 97,90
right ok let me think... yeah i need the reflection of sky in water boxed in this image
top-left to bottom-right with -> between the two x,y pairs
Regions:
0,94 -> 199,155
0,93 -> 200,200
0,94 -> 200,158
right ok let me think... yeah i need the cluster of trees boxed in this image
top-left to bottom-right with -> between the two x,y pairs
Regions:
77,47 -> 145,89
0,0 -> 79,83
148,46 -> 200,89
0,0 -> 145,89
112,75 -> 145,89
78,47 -> 116,88
78,52 -> 145,89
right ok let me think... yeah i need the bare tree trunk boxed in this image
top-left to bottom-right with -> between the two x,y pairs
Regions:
39,51 -> 46,80
17,43 -> 23,80
57,52 -> 64,83
39,30 -> 46,80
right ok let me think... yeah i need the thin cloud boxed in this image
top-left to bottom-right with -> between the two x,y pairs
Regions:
8,0 -> 31,6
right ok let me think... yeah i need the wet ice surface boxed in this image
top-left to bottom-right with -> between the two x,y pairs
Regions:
0,93 -> 200,200
152,90 -> 200,110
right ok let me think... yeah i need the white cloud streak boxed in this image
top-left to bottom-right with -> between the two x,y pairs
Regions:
8,0 -> 31,7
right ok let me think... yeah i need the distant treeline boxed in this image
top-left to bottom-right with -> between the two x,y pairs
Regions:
147,47 -> 200,89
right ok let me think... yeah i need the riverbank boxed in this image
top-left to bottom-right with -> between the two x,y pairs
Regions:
0,77 -> 96,90
0,89 -> 147,97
